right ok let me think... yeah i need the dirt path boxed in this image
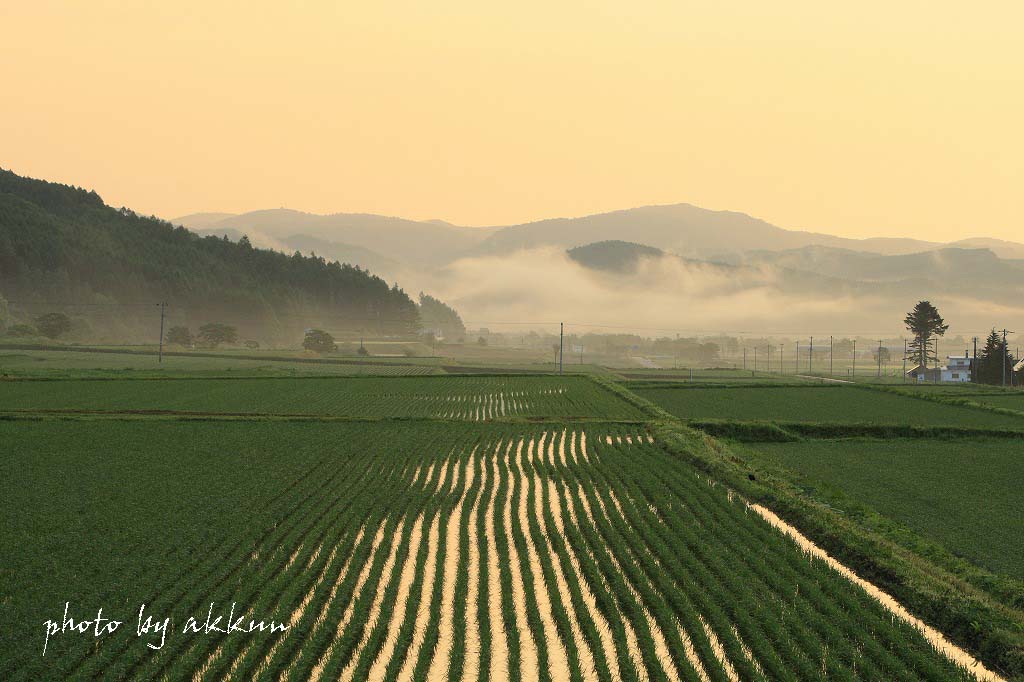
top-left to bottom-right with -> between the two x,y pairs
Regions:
455,447 -> 489,682
505,439 -> 541,681
487,446 -> 511,681
520,438 -> 571,680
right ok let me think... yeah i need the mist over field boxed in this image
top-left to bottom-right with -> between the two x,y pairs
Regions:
407,247 -> 1023,336
177,205 -> 1024,338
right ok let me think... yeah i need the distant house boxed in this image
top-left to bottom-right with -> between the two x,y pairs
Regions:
905,364 -> 942,382
942,354 -> 972,383
905,353 -> 972,383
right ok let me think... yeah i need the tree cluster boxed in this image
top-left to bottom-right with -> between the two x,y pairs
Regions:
974,329 -> 1020,385
417,293 -> 465,341
164,323 -> 238,348
302,329 -> 337,353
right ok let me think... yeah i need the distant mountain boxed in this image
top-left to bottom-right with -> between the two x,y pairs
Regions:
193,228 -> 403,279
0,169 -> 420,341
567,240 -> 665,273
279,235 -> 401,277
477,204 -> 948,259
733,245 -> 1024,301
948,237 -> 1024,260
195,227 -> 246,241
172,212 -> 237,230
174,209 -> 496,268
175,203 -> 1024,269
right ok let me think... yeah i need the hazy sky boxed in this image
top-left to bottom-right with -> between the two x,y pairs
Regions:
2,1 -> 1022,240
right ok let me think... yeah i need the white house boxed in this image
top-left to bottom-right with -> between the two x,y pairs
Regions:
941,354 -> 972,383
905,353 -> 973,382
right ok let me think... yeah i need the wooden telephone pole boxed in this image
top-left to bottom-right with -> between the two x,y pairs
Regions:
1002,329 -> 1013,387
157,302 -> 166,363
559,322 -> 564,375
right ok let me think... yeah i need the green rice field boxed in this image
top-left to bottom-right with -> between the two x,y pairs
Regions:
0,375 -> 644,420
739,438 -> 1024,581
636,385 -> 1024,429
1,418 -> 978,681
0,348 -> 442,378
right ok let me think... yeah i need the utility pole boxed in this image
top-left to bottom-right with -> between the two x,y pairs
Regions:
767,345 -> 772,373
559,322 -> 564,375
795,341 -> 799,375
903,339 -> 907,383
158,301 -> 166,363
972,336 -> 977,383
1002,329 -> 1012,387
743,347 -> 747,371
877,340 -> 882,377
970,333 -> 978,382
809,337 -> 813,374
829,336 -> 833,376
779,344 -> 783,375
753,346 -> 757,373
852,339 -> 856,378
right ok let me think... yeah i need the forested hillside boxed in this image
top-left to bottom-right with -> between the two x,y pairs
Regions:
0,169 -> 420,341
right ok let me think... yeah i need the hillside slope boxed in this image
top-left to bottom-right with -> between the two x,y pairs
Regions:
0,169 -> 420,340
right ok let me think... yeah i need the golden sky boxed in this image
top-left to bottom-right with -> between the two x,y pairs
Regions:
2,1 -> 1022,241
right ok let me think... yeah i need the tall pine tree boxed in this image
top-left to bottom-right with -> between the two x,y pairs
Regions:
904,301 -> 948,369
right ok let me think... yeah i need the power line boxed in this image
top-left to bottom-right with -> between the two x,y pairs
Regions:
6,301 -> 164,307
5,303 -> 1018,341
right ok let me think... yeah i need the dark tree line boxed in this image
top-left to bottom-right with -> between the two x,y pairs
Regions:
0,168 -> 425,339
975,329 -> 1020,385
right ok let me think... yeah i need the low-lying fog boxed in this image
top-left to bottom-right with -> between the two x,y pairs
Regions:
402,247 -> 1023,336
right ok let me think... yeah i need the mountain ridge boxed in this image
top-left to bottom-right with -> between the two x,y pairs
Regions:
173,202 -> 1023,263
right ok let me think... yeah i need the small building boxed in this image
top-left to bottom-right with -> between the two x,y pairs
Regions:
942,354 -> 972,383
905,353 -> 972,383
905,364 -> 942,382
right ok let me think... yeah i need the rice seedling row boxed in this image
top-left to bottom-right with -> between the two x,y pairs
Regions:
2,419 -> 987,680
0,375 -> 644,420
